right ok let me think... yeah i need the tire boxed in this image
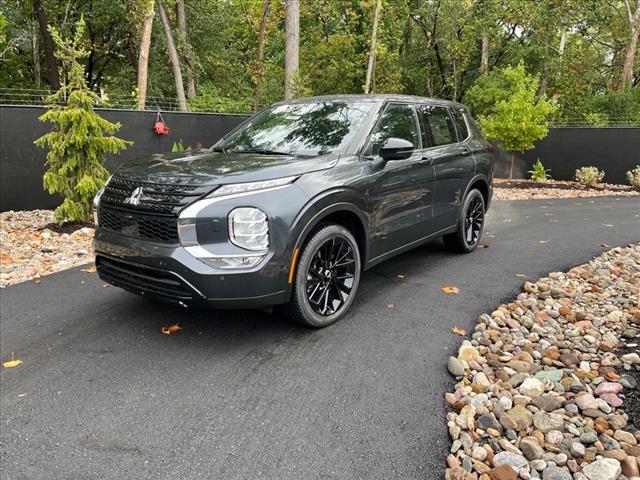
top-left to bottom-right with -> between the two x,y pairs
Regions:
443,188 -> 485,253
287,224 -> 362,327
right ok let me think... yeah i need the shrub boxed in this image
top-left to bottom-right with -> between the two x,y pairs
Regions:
528,159 -> 551,182
34,18 -> 130,223
575,166 -> 605,187
627,165 -> 640,191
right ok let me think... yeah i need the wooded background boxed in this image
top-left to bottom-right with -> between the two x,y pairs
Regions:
1,0 -> 639,124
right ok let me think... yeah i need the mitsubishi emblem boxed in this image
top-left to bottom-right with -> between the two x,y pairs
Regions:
124,186 -> 144,206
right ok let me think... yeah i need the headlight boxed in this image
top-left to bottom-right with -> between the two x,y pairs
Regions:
209,176 -> 298,198
228,207 -> 268,251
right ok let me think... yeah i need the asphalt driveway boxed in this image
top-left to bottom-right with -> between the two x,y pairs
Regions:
1,197 -> 639,480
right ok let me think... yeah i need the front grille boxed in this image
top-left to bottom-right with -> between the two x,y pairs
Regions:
99,206 -> 179,243
101,176 -> 212,215
96,256 -> 195,303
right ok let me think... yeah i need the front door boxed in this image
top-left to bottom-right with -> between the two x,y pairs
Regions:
365,103 -> 435,259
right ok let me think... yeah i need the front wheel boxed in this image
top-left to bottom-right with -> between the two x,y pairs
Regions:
287,224 -> 361,327
443,189 -> 485,253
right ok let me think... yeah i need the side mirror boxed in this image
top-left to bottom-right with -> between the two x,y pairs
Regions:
379,137 -> 414,162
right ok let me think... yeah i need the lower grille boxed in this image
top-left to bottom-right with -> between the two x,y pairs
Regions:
99,206 -> 179,244
96,256 -> 195,303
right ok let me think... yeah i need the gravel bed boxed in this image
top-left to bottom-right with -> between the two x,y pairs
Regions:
0,210 -> 94,287
445,244 -> 640,480
493,179 -> 639,201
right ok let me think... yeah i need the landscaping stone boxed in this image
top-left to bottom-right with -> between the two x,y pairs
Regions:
443,244 -> 640,480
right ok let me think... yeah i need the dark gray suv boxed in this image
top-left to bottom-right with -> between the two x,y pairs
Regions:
94,94 -> 494,327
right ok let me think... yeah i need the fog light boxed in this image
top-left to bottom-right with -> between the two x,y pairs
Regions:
200,255 -> 266,269
228,207 -> 269,251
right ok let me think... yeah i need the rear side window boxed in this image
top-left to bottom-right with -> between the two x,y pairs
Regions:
367,103 -> 420,156
451,108 -> 470,141
420,106 -> 457,146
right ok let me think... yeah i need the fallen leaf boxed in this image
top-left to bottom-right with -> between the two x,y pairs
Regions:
2,359 -> 23,368
397,274 -> 405,279
451,326 -> 465,336
504,219 -> 512,223
102,284 -> 110,288
441,286 -> 459,295
602,224 -> 614,227
539,240 -> 550,244
34,278 -> 41,284
600,243 -> 610,248
478,244 -> 490,249
82,266 -> 96,273
515,274 -> 527,278
161,323 -> 182,335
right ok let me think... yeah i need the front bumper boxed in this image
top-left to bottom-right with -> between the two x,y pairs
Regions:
94,230 -> 290,309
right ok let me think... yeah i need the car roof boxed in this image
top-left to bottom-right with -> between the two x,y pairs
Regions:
275,94 -> 463,108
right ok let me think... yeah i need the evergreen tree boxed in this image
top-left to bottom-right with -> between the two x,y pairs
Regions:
34,17 -> 130,223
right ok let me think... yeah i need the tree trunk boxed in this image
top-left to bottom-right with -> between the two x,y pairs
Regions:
364,0 -> 382,94
158,0 -> 187,112
31,17 -> 41,88
252,0 -> 271,111
32,0 -> 60,90
284,0 -> 300,100
621,0 -> 640,90
509,152 -> 515,180
176,0 -> 196,99
137,0 -> 154,110
480,33 -> 489,75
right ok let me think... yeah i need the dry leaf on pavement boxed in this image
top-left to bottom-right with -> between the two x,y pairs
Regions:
441,286 -> 459,295
2,358 -> 23,368
82,266 -> 96,273
451,326 -> 465,336
161,323 -> 182,335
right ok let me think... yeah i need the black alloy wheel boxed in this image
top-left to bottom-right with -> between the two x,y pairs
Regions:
443,188 -> 485,253
464,195 -> 484,246
288,224 -> 361,327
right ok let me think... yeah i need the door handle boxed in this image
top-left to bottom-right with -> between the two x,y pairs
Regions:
419,156 -> 433,165
461,148 -> 471,156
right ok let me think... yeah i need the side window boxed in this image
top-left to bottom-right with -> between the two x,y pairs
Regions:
367,103 -> 420,157
451,108 -> 470,141
420,106 -> 458,147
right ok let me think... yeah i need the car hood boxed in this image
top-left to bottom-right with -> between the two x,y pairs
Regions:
113,150 -> 340,186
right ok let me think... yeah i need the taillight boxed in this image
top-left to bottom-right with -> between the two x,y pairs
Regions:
487,144 -> 496,153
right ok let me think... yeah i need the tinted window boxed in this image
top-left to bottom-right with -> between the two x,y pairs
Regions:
420,106 -> 457,146
367,103 -> 420,156
217,101 -> 376,156
451,108 -> 469,140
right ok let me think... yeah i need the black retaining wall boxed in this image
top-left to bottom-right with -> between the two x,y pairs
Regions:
0,106 -> 248,211
495,127 -> 640,184
1,105 -> 638,212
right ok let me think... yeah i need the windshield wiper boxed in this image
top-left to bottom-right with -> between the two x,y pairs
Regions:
232,149 -> 293,156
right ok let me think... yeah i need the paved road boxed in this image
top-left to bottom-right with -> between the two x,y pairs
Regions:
1,197 -> 639,480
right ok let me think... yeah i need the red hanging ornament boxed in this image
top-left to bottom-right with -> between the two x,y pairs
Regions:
153,111 -> 170,135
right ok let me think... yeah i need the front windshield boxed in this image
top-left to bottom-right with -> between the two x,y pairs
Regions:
216,101 -> 377,156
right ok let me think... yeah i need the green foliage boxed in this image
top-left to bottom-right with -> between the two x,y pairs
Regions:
528,159 -> 551,182
575,166 -> 605,187
187,82 -> 252,113
626,166 -> 640,191
171,139 -> 191,152
34,18 -> 130,224
578,89 -> 640,127
475,63 -> 557,153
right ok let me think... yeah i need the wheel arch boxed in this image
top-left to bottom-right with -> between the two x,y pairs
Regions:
464,174 -> 491,209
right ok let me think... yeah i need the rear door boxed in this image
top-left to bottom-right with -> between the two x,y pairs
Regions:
419,104 -> 476,233
365,102 -> 435,259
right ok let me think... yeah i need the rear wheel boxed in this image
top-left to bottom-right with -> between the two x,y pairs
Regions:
443,188 -> 485,253
288,224 -> 361,327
